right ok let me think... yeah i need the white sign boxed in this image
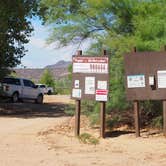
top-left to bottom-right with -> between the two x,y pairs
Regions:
157,70 -> 166,88
96,90 -> 108,101
74,80 -> 79,88
149,76 -> 154,85
85,77 -> 95,94
97,81 -> 107,90
73,57 -> 108,74
72,89 -> 81,98
127,74 -> 145,88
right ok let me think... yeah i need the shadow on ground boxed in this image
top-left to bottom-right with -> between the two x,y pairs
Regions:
0,101 -> 70,119
105,130 -> 163,138
105,130 -> 135,138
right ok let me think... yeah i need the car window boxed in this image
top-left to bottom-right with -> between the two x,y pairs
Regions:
23,79 -> 35,88
40,85 -> 46,88
2,78 -> 21,85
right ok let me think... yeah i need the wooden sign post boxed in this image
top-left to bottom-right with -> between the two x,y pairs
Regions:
133,48 -> 140,137
134,100 -> 140,137
71,50 -> 109,138
100,50 -> 107,138
163,100 -> 166,137
100,101 -> 106,138
74,50 -> 82,137
124,47 -> 166,138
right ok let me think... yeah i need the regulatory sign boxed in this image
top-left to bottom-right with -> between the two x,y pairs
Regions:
96,90 -> 108,101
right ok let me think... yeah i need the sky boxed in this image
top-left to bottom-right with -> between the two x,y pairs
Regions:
20,18 -> 90,68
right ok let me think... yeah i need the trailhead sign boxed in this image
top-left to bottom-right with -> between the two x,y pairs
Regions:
71,56 -> 109,101
125,50 -> 166,138
125,51 -> 166,100
71,51 -> 109,138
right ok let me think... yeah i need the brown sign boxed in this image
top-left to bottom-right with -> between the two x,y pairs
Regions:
125,51 -> 166,100
71,56 -> 109,101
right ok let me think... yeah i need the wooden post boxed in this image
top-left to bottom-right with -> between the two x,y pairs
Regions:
133,46 -> 137,53
99,49 -> 107,138
132,47 -> 140,137
103,49 -> 107,56
163,100 -> 166,137
75,100 -> 81,136
134,100 -> 140,137
100,102 -> 106,138
74,50 -> 82,137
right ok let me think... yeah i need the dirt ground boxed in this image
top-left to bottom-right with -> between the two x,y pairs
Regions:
0,95 -> 166,166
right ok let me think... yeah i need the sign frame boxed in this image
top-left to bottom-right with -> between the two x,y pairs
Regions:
71,55 -> 109,101
124,51 -> 166,100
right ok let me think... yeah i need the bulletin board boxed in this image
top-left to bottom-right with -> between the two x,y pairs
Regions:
124,51 -> 166,100
71,56 -> 109,101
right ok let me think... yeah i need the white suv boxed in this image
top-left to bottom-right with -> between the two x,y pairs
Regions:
0,77 -> 44,103
36,84 -> 54,95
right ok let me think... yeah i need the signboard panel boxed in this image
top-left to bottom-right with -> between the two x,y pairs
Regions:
96,90 -> 108,101
127,74 -> 145,88
157,70 -> 166,88
85,77 -> 95,94
124,51 -> 166,100
97,81 -> 107,90
72,89 -> 81,98
73,57 -> 109,74
71,56 -> 109,101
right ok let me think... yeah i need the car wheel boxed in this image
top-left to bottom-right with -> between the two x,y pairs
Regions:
47,90 -> 52,95
35,94 -> 43,104
12,92 -> 19,103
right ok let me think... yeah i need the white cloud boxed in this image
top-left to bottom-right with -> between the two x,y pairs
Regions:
21,19 -> 91,68
30,37 -> 46,48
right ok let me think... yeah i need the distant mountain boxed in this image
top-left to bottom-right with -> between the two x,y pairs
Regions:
15,60 -> 71,83
45,60 -> 71,69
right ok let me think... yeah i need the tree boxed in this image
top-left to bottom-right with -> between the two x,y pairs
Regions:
40,0 -> 166,111
0,0 -> 39,80
40,69 -> 55,87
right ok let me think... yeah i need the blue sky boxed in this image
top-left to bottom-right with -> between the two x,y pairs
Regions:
20,18 -> 90,68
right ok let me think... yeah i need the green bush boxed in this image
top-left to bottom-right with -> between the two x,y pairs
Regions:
81,101 -> 101,126
79,133 -> 99,145
54,78 -> 71,95
64,104 -> 75,116
106,115 -> 122,130
151,116 -> 163,129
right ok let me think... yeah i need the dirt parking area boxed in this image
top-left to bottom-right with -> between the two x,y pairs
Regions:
0,95 -> 166,166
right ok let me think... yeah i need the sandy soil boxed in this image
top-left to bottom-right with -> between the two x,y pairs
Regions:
0,95 -> 166,166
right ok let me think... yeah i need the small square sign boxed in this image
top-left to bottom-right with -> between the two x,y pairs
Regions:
95,89 -> 108,101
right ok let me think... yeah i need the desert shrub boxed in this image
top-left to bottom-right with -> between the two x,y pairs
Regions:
151,116 -> 163,129
79,133 -> 99,145
64,104 -> 75,116
81,101 -> 100,126
140,100 -> 163,128
54,78 -> 71,94
106,115 -> 122,130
